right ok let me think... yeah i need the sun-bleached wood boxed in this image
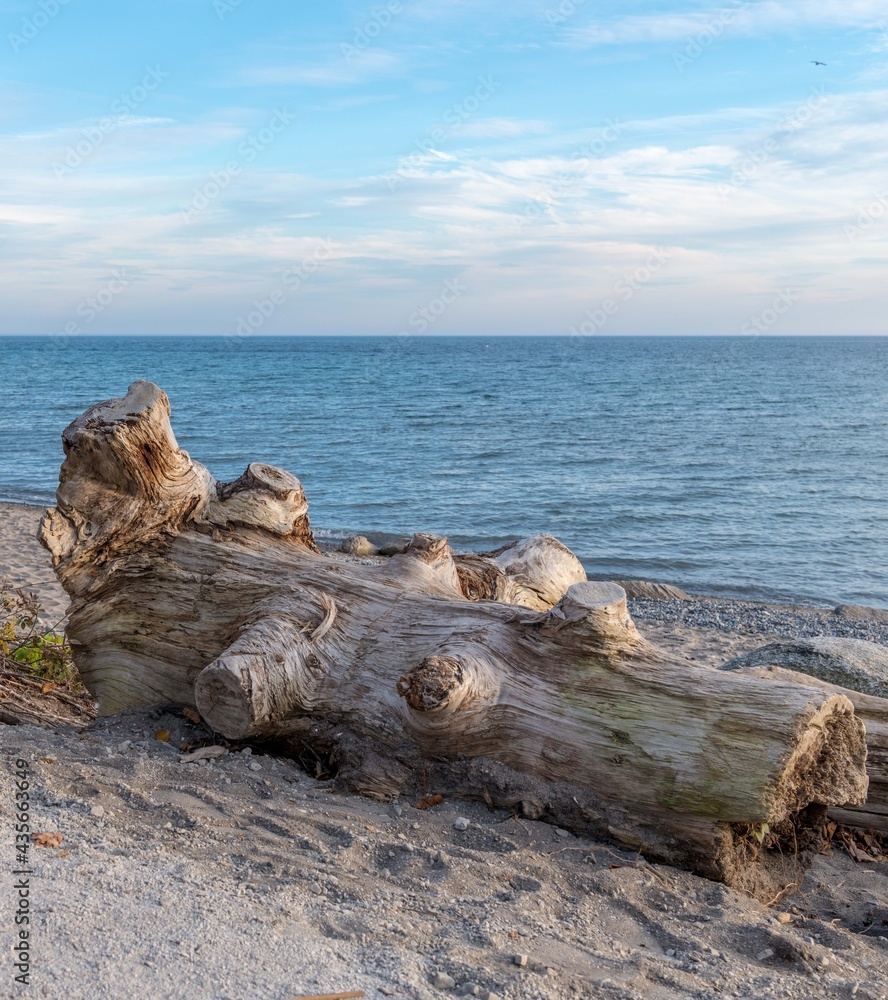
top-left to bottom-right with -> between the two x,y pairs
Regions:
722,660 -> 888,833
39,382 -> 870,891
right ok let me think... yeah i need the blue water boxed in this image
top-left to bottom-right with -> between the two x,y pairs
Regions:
1,335 -> 886,608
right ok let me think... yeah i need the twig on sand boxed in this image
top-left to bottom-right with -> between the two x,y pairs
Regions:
605,847 -> 670,886
286,992 -> 364,1000
764,882 -> 799,908
547,845 -> 597,862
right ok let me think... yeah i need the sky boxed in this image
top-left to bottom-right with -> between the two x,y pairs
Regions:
1,0 -> 887,336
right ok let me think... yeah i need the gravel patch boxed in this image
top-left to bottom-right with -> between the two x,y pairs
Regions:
629,598 -> 888,647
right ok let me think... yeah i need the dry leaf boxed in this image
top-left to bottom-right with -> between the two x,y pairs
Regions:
155,729 -> 170,743
843,835 -> 876,863
364,824 -> 378,833
182,707 -> 202,724
41,681 -> 56,694
40,757 -> 55,764
416,794 -> 444,811
32,832 -> 63,848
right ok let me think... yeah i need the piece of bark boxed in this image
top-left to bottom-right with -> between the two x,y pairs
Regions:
38,381 -> 870,891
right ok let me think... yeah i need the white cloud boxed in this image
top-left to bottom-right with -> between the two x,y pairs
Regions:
449,118 -> 552,138
1,87 -> 888,335
568,0 -> 888,47
240,49 -> 401,87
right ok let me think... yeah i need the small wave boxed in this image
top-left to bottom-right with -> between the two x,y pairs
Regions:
0,489 -> 55,507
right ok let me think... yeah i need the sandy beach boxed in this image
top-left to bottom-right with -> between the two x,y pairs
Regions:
2,500 -> 887,999
0,502 -> 68,622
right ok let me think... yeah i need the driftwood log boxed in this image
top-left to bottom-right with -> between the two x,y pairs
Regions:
38,382 -> 872,892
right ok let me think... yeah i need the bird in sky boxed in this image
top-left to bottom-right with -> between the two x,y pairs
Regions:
811,60 -> 827,66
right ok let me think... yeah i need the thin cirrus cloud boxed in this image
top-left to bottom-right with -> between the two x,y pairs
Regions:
567,0 -> 888,46
449,118 -> 552,138
239,50 -> 402,88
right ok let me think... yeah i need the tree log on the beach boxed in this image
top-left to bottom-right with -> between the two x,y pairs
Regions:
38,381 -> 871,893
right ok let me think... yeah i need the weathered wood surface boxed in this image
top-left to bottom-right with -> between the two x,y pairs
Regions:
722,655 -> 888,833
38,381 -> 870,890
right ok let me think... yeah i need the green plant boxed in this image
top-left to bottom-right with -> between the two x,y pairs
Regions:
0,584 -> 83,693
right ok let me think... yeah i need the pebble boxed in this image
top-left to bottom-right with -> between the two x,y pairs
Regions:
513,954 -> 528,967
90,805 -> 105,818
554,828 -> 570,838
453,817 -> 470,831
433,971 -> 456,989
777,913 -> 792,924
756,948 -> 775,962
249,762 -> 262,771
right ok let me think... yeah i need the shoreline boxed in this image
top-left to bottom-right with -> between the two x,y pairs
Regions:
3,499 -> 885,618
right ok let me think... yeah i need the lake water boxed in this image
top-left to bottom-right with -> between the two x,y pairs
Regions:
1,335 -> 886,608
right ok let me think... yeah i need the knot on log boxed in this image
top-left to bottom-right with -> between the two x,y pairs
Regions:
204,462 -> 316,546
195,606 -> 332,739
491,533 -> 587,609
38,380 -> 214,592
547,581 -> 653,658
397,655 -> 466,713
406,533 -> 453,565
402,531 -> 459,584
61,380 -> 203,502
381,533 -> 463,595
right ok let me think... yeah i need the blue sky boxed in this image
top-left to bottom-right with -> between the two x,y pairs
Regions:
1,0 -> 887,335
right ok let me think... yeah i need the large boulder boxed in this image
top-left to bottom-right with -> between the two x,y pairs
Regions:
720,636 -> 888,699
833,604 -> 888,624
610,579 -> 691,602
378,537 -> 411,556
339,535 -> 379,557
